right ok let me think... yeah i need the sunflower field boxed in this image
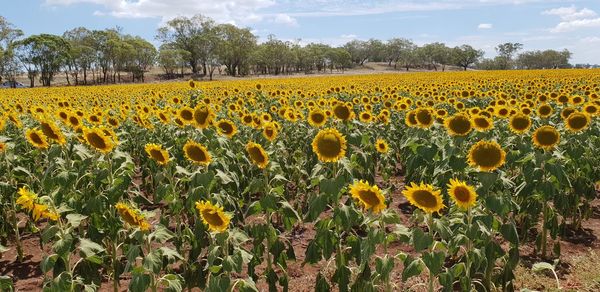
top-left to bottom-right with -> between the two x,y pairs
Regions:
0,69 -> 599,291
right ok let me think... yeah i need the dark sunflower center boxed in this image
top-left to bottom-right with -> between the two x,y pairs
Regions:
187,146 -> 207,162
567,114 -> 588,130
334,105 -> 351,120
30,132 -> 44,145
218,122 -> 234,134
87,132 -> 106,149
181,110 -> 193,120
453,186 -> 471,203
41,123 -> 59,140
416,109 -> 432,125
448,116 -> 471,135
407,113 -> 417,125
194,109 -> 210,125
412,190 -> 438,208
311,113 -> 325,124
535,129 -> 559,146
316,134 -> 342,158
202,209 -> 224,226
358,190 -> 381,206
150,149 -> 166,162
474,117 -> 490,128
248,146 -> 266,164
472,144 -> 502,167
511,117 -> 530,131
539,106 -> 551,116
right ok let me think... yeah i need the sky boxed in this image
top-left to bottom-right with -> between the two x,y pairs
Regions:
1,0 -> 600,64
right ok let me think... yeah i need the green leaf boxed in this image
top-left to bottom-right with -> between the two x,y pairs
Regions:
237,278 -> 259,292
412,228 -> 433,252
41,254 -> 59,273
159,274 -> 183,292
0,276 -> 13,292
422,251 -> 445,276
532,262 -> 554,273
500,223 -> 519,245
129,267 -> 151,292
66,214 -> 88,228
0,245 -> 8,253
315,273 -> 330,292
143,250 -> 162,274
149,225 -> 175,243
79,238 -> 105,259
402,256 -> 424,281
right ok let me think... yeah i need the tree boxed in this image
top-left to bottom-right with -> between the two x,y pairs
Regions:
495,42 -> 523,69
516,49 -> 571,69
385,38 -> 414,68
156,15 -> 214,75
158,47 -> 187,78
124,36 -> 156,82
15,34 -> 70,87
452,45 -> 484,71
0,16 -> 23,86
216,24 -> 256,77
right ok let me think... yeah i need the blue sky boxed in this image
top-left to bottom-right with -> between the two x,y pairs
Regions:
2,0 -> 600,63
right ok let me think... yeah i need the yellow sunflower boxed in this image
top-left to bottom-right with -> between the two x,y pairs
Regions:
447,179 -> 477,209
467,140 -> 506,172
262,122 -> 278,141
193,105 -> 214,129
115,202 -> 151,231
195,200 -> 231,232
215,119 -> 237,138
402,182 -> 444,214
472,115 -> 494,132
565,112 -> 590,132
375,138 -> 389,154
308,109 -> 328,127
40,120 -> 66,145
246,141 -> 269,169
0,142 -> 5,153
183,140 -> 211,166
311,128 -> 347,163
444,113 -> 473,136
537,103 -> 553,118
349,180 -> 386,213
415,108 -> 434,128
83,127 -> 115,153
508,113 -> 532,134
145,143 -> 170,165
178,106 -> 195,124
25,128 -> 49,149
332,104 -> 354,121
532,125 -> 560,151
16,187 -> 38,211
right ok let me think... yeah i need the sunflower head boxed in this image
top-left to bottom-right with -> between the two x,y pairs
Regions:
375,138 -> 389,154
308,109 -> 327,127
472,115 -> 494,132
83,127 -> 115,153
215,119 -> 237,138
193,105 -> 214,129
262,122 -> 278,141
183,140 -> 211,166
40,120 -> 66,145
537,103 -> 553,118
405,110 -> 419,127
509,113 -> 532,134
145,143 -> 170,165
116,202 -> 151,231
246,141 -> 269,169
415,108 -> 434,128
195,200 -> 231,232
0,142 -> 6,153
447,179 -> 477,209
349,180 -> 386,213
333,103 -> 354,121
25,128 -> 49,149
467,140 -> 506,172
565,112 -> 590,132
402,182 -> 444,214
178,107 -> 194,123
532,125 -> 560,151
312,128 -> 347,163
444,113 -> 473,136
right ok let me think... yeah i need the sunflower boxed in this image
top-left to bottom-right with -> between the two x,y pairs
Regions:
193,105 -> 214,129
472,115 -> 494,132
375,138 -> 389,154
183,140 -> 211,166
40,120 -> 66,145
402,182 -> 444,214
215,119 -> 237,138
537,103 -> 553,118
178,107 -> 194,124
565,112 -> 590,132
349,180 -> 386,213
447,179 -> 477,209
308,109 -> 328,127
444,114 -> 472,136
115,202 -> 151,231
415,108 -> 434,128
358,111 -> 373,123
83,127 -> 115,153
25,128 -> 49,149
16,187 -> 38,211
312,128 -> 347,163
467,140 -> 506,172
262,122 -> 278,141
508,113 -> 531,134
145,143 -> 170,165
532,125 -> 560,150
0,142 -> 6,153
405,110 -> 419,127
246,141 -> 269,169
195,200 -> 231,232
560,107 -> 576,119
332,104 -> 354,121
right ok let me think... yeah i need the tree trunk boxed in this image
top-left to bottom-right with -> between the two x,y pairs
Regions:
65,71 -> 71,86
83,68 -> 87,85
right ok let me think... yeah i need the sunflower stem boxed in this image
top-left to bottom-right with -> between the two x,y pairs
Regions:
465,207 -> 473,290
427,214 -> 435,292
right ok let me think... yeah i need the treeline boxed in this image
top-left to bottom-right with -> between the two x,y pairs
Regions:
0,14 -> 575,87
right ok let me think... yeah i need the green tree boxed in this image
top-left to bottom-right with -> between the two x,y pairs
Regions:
495,42 -> 523,69
0,16 -> 23,86
15,34 -> 70,87
216,24 -> 256,76
452,45 -> 484,71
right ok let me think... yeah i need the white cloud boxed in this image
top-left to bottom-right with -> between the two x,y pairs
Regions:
542,6 -> 600,33
45,0 -> 276,25
273,13 -> 298,26
478,23 -> 493,29
340,34 -> 357,39
581,36 -> 600,43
